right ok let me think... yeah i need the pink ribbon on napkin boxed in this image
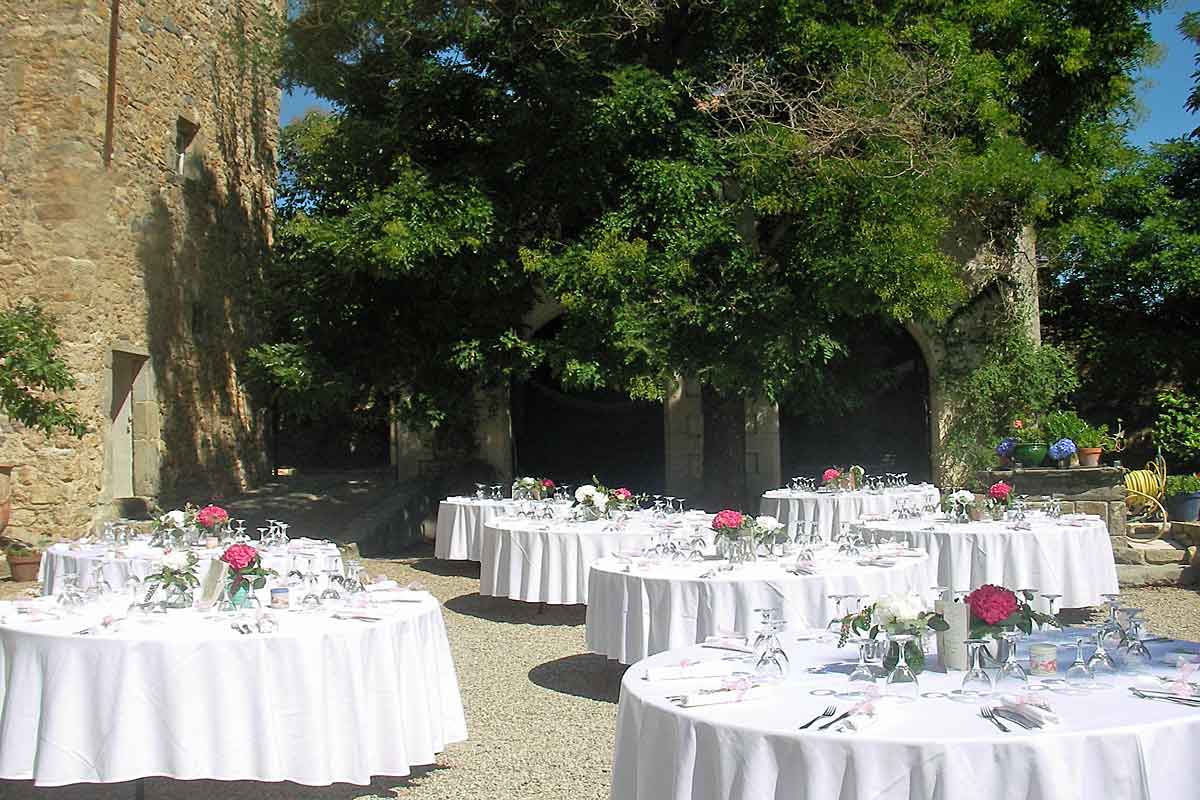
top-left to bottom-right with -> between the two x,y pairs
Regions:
719,676 -> 756,701
1170,661 -> 1198,696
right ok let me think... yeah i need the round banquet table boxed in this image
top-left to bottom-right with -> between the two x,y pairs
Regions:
612,633 -> 1200,800
0,593 -> 466,787
586,549 -> 930,664
857,513 -> 1118,610
759,484 -> 941,540
479,512 -> 713,605
38,539 -> 343,596
434,497 -> 518,561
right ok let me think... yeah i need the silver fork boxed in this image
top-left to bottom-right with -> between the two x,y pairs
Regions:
981,707 -> 1010,732
798,705 -> 836,730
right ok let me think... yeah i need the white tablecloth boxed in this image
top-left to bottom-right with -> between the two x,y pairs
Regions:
434,497 -> 517,561
38,540 -> 343,596
586,551 -> 930,664
479,512 -> 713,605
613,633 -> 1200,800
859,514 -> 1119,609
759,485 -> 941,540
0,594 -> 466,786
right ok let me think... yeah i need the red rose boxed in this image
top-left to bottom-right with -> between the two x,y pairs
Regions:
711,509 -> 745,531
196,504 -> 229,530
966,584 -> 1019,626
988,481 -> 1012,502
542,479 -> 555,489
614,487 -> 632,500
221,543 -> 258,572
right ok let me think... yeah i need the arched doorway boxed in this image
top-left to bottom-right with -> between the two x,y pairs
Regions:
779,319 -> 932,483
511,320 -> 666,492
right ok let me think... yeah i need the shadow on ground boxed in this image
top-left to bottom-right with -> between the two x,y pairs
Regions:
528,653 -> 628,703
443,593 -> 585,627
0,765 -> 446,800
402,554 -> 482,580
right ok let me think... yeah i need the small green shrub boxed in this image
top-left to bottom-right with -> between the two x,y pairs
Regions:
1165,473 -> 1200,496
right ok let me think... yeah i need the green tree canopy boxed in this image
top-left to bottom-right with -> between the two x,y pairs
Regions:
269,0 -> 1160,503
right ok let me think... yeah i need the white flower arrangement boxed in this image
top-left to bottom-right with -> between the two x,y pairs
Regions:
161,550 -> 191,571
870,593 -> 929,629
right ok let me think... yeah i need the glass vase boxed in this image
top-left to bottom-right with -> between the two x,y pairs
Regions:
162,582 -> 194,609
882,635 -> 926,674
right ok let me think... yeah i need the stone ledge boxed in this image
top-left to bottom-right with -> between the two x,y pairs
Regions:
1118,564 -> 1185,587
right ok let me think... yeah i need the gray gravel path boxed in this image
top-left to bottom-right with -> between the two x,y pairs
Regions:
4,550 -> 1200,799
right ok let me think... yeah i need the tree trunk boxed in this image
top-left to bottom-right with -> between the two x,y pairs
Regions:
701,383 -> 746,510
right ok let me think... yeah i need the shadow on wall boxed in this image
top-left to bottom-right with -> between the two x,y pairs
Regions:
136,2 -> 276,504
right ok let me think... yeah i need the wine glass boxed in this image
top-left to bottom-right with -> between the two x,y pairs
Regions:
1121,611 -> 1153,672
885,634 -> 920,700
841,637 -> 879,698
1097,598 -> 1126,652
1040,592 -> 1062,622
996,630 -> 1029,687
1086,630 -> 1118,681
753,619 -> 789,682
1066,637 -> 1093,688
960,638 -> 994,697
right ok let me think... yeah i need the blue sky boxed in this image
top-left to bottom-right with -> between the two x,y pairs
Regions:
279,4 -> 1199,147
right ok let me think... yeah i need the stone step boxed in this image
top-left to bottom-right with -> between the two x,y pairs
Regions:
1128,521 -> 1170,541
1118,563 -> 1185,587
1126,538 -> 1190,565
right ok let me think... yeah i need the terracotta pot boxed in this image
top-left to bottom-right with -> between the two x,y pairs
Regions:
1077,448 -> 1102,467
6,552 -> 40,583
0,464 -> 12,537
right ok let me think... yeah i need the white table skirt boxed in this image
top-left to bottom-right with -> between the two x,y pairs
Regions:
479,513 -> 713,605
612,634 -> 1200,800
586,552 -> 929,664
434,498 -> 517,561
38,541 -> 343,596
0,595 -> 466,786
859,514 -> 1118,609
759,485 -> 940,540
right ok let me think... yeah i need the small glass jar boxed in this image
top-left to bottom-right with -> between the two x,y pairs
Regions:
1029,643 -> 1058,676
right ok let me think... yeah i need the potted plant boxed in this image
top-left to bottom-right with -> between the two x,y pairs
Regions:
1049,438 -> 1077,468
1073,423 -> 1117,466
1165,474 -> 1200,523
2,537 -> 45,583
1008,419 -> 1048,467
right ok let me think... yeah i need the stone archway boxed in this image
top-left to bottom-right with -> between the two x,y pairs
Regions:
779,319 -> 933,483
510,317 -> 666,492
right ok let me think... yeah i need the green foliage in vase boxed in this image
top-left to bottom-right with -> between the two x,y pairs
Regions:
0,304 -> 87,439
1165,473 -> 1200,497
268,0 -> 1160,483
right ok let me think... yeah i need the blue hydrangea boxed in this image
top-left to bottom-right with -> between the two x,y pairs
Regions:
995,437 -> 1017,457
1049,438 -> 1077,460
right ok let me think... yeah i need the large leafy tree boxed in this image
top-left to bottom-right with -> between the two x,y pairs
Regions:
270,0 -> 1158,505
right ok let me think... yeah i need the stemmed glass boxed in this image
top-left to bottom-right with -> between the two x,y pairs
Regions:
1066,637 -> 1093,688
1097,597 -> 1126,652
885,634 -> 920,700
753,619 -> 789,682
841,637 -> 879,698
996,630 -> 1029,687
1040,593 -> 1062,623
319,568 -> 343,606
1120,611 -> 1153,672
825,595 -> 849,638
1086,630 -> 1118,682
960,638 -> 994,697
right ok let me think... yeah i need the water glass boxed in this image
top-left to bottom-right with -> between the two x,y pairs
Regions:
885,634 -> 920,700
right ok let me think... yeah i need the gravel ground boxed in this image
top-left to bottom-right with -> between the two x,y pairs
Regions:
3,549 -> 1200,799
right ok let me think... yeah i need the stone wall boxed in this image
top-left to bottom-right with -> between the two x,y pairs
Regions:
0,0 -> 281,539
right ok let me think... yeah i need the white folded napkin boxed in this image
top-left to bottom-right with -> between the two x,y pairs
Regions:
332,610 -> 387,622
644,658 -> 745,682
834,700 -> 893,732
673,679 -> 770,708
998,694 -> 1060,727
702,635 -> 754,653
368,589 -> 430,603
365,579 -> 399,592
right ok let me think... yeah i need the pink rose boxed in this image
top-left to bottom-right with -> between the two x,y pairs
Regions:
221,543 -> 258,572
542,479 -> 555,489
196,504 -> 229,530
614,487 -> 632,500
966,584 -> 1019,626
822,468 -> 840,483
988,481 -> 1012,502
711,509 -> 745,531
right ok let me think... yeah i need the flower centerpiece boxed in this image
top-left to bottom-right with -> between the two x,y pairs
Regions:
985,481 -> 1012,520
513,476 -> 556,500
965,584 -> 1057,639
821,465 -> 864,491
821,467 -> 841,487
1048,438 -> 1077,468
196,504 -> 229,533
220,543 -> 277,607
942,489 -> 975,522
144,549 -> 200,607
839,593 -> 949,673
574,477 -> 634,519
711,511 -> 787,559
